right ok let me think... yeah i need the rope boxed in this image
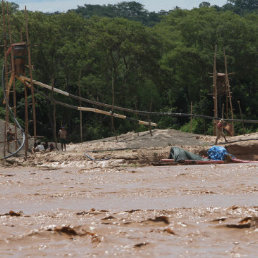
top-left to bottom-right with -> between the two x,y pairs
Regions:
20,76 -> 258,124
38,91 -> 157,127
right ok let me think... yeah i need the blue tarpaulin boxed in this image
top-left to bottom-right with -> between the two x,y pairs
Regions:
208,146 -> 228,160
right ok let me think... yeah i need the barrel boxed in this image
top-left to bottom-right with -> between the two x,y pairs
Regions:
12,43 -> 27,75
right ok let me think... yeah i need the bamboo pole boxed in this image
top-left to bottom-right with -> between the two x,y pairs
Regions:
111,68 -> 117,140
25,6 -> 37,144
13,78 -> 18,149
7,2 -> 18,150
19,76 -> 69,95
24,83 -> 29,160
224,48 -> 234,135
78,70 -> 83,142
222,103 -> 224,119
78,107 -> 127,119
51,78 -> 57,148
2,0 -> 9,156
190,102 -> 193,133
213,45 -> 218,136
237,100 -> 245,132
148,101 -> 153,136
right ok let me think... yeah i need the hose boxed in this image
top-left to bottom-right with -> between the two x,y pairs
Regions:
1,65 -> 25,159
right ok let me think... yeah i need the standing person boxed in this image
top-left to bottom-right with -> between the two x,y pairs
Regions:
58,126 -> 67,151
215,119 -> 228,145
6,127 -> 15,152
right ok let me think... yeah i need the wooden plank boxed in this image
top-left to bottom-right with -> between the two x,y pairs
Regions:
139,120 -> 157,127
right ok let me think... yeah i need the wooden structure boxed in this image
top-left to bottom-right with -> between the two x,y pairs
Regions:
1,0 -> 157,160
212,46 -> 234,136
19,76 -> 158,127
2,1 -> 36,159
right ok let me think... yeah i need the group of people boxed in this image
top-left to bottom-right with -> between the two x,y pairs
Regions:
7,126 -> 68,153
7,119 -> 228,154
33,141 -> 55,153
33,126 -> 67,153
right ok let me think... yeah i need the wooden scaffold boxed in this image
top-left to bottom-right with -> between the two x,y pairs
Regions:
212,46 -> 234,136
1,1 -> 158,160
2,0 -> 37,159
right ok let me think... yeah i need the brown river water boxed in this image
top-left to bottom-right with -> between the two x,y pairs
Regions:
0,163 -> 257,257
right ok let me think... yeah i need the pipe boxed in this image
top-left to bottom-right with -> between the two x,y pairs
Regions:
1,65 -> 25,159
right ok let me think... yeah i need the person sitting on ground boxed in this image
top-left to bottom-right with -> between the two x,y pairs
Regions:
49,143 -> 55,152
34,142 -> 45,153
58,126 -> 67,151
43,142 -> 49,150
215,119 -> 228,145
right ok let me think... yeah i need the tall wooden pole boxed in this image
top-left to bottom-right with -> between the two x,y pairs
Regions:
148,101 -> 153,136
224,48 -> 234,135
237,100 -> 245,132
51,79 -> 57,148
111,68 -> 117,140
24,82 -> 29,159
190,101 -> 193,133
25,6 -> 37,144
213,45 -> 218,136
78,70 -> 83,142
2,0 -> 9,156
7,2 -> 18,150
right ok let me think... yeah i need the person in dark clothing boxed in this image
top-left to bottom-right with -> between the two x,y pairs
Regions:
43,142 -> 49,150
58,126 -> 67,151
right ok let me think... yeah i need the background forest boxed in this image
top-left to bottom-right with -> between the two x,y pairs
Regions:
0,0 -> 257,142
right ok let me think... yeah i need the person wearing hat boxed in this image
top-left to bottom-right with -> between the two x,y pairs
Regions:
215,119 -> 228,145
58,126 -> 67,151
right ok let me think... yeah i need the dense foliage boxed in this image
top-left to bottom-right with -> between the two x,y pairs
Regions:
0,1 -> 257,142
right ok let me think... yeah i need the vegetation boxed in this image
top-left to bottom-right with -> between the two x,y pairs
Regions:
0,1 -> 257,142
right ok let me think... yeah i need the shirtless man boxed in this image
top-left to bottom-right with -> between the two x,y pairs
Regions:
58,126 -> 67,151
215,119 -> 228,145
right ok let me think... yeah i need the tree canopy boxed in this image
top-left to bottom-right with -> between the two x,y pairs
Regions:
0,1 -> 257,141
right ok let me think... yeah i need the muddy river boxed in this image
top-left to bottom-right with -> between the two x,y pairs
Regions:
0,163 -> 257,257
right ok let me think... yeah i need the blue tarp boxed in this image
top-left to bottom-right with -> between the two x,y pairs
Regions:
208,146 -> 228,161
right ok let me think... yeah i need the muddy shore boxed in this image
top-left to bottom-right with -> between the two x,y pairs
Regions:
0,129 -> 257,256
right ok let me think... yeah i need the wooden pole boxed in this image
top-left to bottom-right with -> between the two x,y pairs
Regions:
111,68 -> 117,140
135,103 -> 139,136
213,45 -> 218,136
7,2 -> 18,150
148,101 -> 153,136
224,48 -> 234,135
51,78 -> 57,148
190,101 -> 193,133
237,100 -> 245,132
2,0 -> 9,155
24,84 -> 29,160
25,6 -> 37,144
78,70 -> 83,143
